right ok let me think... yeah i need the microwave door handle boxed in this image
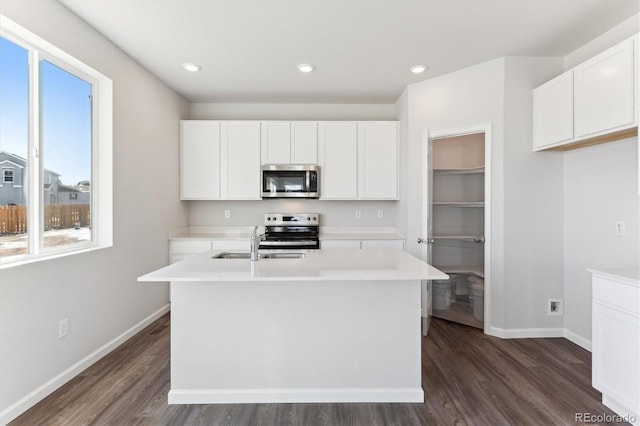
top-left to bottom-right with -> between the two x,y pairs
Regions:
306,172 -> 310,192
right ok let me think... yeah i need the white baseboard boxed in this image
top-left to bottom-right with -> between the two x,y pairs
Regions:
563,328 -> 592,352
486,326 -> 592,352
487,326 -> 564,339
0,304 -> 170,426
168,387 -> 424,404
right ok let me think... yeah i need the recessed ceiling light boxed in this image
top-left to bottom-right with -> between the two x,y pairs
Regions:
410,64 -> 428,74
182,62 -> 201,72
297,63 -> 315,73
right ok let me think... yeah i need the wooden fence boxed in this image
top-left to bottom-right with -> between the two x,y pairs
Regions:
0,204 -> 90,234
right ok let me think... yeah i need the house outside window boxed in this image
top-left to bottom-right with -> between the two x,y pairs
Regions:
0,15 -> 113,266
3,169 -> 13,183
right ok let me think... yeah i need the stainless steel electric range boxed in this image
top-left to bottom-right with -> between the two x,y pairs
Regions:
259,213 -> 319,250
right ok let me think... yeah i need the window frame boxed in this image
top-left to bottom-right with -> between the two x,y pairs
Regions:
2,168 -> 14,183
0,15 -> 113,268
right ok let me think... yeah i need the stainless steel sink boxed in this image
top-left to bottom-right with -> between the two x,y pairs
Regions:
211,252 -> 253,259
262,252 -> 306,259
211,252 -> 306,259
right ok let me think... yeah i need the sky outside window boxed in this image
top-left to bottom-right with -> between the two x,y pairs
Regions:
0,37 -> 28,161
1,36 -> 92,187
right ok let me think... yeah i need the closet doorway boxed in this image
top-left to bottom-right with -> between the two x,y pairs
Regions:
422,125 -> 491,332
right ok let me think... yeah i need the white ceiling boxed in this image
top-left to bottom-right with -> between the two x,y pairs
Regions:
59,0 -> 639,104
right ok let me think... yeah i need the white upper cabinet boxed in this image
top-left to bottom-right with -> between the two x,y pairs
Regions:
182,120 -> 397,201
358,121 -> 399,199
574,37 -> 636,139
533,73 -> 574,151
533,34 -> 638,151
221,121 -> 261,200
318,122 -> 358,199
261,121 -> 291,164
261,121 -> 318,165
291,122 -> 318,164
180,121 -> 220,200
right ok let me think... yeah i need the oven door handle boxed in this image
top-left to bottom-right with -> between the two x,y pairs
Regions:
259,241 -> 316,246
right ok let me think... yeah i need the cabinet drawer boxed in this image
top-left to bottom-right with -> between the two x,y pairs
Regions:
593,276 -> 639,316
171,240 -> 213,254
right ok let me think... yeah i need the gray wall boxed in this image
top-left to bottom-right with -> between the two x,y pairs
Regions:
399,58 -> 508,330
0,1 -> 189,420
563,138 -> 639,345
561,15 -> 639,347
502,57 -> 565,331
399,55 -> 566,334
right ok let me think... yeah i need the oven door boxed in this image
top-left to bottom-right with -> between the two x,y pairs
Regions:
259,225 -> 320,249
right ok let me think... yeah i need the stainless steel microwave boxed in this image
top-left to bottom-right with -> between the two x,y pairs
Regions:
261,164 -> 319,199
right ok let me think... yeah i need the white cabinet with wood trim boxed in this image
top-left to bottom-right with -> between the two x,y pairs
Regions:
261,121 -> 318,165
533,73 -> 573,150
220,121 -> 261,200
590,269 -> 639,424
358,121 -> 399,200
318,122 -> 358,199
574,37 -> 636,139
180,121 -> 220,200
533,34 -> 638,152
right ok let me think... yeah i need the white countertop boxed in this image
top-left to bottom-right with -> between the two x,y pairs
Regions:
139,249 -> 447,282
169,226 -> 405,241
588,267 -> 640,287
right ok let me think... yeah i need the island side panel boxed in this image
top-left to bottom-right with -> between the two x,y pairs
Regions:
169,279 -> 423,403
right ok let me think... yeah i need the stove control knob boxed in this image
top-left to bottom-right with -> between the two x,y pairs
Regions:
307,216 -> 311,220
313,216 -> 317,221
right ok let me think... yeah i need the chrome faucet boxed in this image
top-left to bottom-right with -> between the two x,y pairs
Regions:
250,226 -> 260,261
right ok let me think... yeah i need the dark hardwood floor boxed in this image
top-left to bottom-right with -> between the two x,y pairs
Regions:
11,313 -> 622,425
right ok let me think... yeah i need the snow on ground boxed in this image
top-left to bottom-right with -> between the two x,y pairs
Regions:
0,227 -> 91,250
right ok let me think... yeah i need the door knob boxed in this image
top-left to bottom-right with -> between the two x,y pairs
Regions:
417,238 -> 435,244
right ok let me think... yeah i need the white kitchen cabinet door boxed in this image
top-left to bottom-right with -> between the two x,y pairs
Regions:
221,121 -> 261,200
261,121 -> 318,165
180,121 -> 220,199
261,121 -> 291,164
532,73 -> 574,151
574,37 -> 636,139
291,121 -> 318,164
591,273 -> 640,421
358,122 -> 399,199
318,122 -> 358,199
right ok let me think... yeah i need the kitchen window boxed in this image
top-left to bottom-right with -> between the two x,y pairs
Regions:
0,16 -> 113,267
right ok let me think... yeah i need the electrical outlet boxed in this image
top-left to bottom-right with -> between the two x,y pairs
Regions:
547,299 -> 563,316
355,210 -> 361,219
616,221 -> 626,236
377,210 -> 384,219
224,210 -> 231,219
58,318 -> 68,338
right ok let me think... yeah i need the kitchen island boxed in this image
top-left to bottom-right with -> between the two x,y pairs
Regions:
139,249 -> 447,404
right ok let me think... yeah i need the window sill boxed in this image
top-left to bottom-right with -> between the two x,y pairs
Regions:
0,242 -> 112,269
